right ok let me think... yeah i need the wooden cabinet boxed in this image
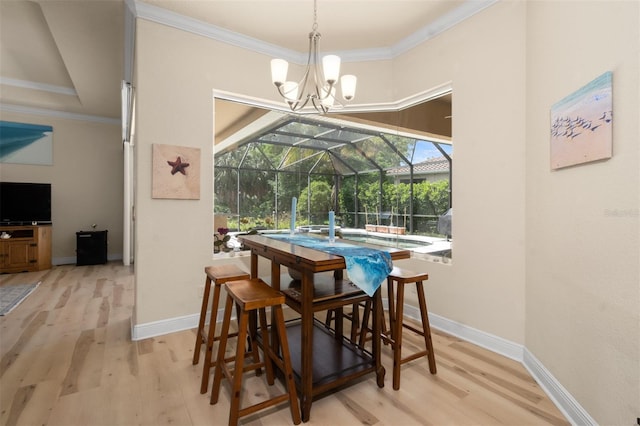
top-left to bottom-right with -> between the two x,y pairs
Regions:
0,225 -> 52,273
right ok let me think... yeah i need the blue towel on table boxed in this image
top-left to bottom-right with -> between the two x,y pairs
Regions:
266,234 -> 392,297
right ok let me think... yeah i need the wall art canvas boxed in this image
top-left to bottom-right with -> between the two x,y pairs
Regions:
550,71 -> 612,170
152,144 -> 200,199
0,121 -> 53,165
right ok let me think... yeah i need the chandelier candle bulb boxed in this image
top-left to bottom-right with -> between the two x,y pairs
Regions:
328,211 -> 335,243
290,197 -> 297,234
322,55 -> 341,83
271,59 -> 288,85
341,75 -> 357,100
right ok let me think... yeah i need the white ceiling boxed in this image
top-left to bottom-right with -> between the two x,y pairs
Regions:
143,0 -> 466,52
0,0 -> 492,121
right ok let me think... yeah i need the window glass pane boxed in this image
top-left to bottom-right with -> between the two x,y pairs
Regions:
214,144 -> 248,168
331,143 -> 378,173
354,136 -> 403,169
412,140 -> 452,163
214,95 -> 453,260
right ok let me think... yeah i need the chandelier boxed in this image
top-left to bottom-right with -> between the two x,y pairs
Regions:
270,0 -> 357,113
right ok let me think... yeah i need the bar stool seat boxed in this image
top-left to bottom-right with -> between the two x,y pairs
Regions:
210,278 -> 301,426
193,264 -> 250,394
384,266 -> 437,390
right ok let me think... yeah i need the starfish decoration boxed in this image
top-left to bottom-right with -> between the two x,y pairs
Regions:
167,156 -> 190,175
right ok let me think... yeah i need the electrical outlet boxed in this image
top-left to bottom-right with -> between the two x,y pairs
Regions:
198,285 -> 205,298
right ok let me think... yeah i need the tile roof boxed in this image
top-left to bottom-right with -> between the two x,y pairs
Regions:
387,156 -> 450,176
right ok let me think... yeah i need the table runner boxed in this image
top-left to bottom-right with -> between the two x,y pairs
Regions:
266,234 -> 392,297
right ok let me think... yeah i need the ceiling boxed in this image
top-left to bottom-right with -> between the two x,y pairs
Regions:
0,0 -> 485,126
143,0 -> 466,53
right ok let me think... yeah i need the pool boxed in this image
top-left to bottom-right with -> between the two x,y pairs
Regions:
335,229 -> 451,258
227,228 -> 451,257
341,234 -> 427,249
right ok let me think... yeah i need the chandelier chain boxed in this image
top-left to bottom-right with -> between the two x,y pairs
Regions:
270,0 -> 356,113
312,0 -> 318,32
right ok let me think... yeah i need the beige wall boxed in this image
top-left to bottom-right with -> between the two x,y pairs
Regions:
0,111 -> 123,263
132,0 -> 527,340
131,1 -> 638,424
392,1 -> 528,344
525,1 -> 640,424
132,20 -> 273,323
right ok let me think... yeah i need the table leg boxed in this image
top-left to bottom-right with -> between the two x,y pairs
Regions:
250,251 -> 258,278
334,306 -> 344,340
270,262 -> 282,360
373,289 -> 386,388
300,269 -> 314,422
333,269 -> 345,340
247,252 -> 260,375
271,262 -> 281,290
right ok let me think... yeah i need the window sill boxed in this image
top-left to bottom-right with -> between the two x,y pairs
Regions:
411,251 -> 453,265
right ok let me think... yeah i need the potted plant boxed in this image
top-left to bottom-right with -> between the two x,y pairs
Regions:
214,227 -> 231,253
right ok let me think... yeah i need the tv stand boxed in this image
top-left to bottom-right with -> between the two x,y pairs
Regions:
0,225 -> 52,273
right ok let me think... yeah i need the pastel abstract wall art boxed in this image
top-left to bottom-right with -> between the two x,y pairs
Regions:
0,121 -> 53,165
550,71 -> 612,170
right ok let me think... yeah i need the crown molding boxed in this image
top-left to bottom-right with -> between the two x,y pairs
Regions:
133,0 -> 304,64
0,77 -> 77,96
213,82 -> 452,120
124,0 -> 136,82
133,0 -> 498,65
342,82 -> 453,113
0,103 -> 119,125
390,0 -> 498,57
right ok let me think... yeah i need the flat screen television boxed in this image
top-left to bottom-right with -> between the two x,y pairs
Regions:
0,182 -> 52,225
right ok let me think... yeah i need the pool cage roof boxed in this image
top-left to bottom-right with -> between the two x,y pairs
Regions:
215,112 -> 452,177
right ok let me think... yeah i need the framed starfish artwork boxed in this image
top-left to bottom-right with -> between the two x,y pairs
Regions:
152,143 -> 201,199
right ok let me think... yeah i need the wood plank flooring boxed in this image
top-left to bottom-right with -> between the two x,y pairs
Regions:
0,263 -> 569,425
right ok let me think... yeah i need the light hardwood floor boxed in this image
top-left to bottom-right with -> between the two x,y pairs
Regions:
0,263 -> 569,426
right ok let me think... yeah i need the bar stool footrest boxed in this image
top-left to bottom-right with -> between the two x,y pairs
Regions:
402,323 -> 425,336
238,394 -> 291,419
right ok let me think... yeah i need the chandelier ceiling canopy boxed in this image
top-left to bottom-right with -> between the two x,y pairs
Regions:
270,0 -> 357,114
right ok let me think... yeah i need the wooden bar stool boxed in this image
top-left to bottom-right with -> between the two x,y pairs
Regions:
325,301 -> 388,346
210,278 -> 301,426
193,265 -> 250,394
384,266 -> 437,390
324,302 -> 363,342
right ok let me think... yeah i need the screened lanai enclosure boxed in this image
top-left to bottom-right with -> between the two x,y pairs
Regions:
214,100 -> 453,256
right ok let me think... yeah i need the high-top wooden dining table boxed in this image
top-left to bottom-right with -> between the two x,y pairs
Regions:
240,234 -> 410,422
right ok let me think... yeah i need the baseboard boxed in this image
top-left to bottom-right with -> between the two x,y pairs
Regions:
131,308 -> 240,341
53,254 -> 123,266
523,348 -> 597,426
398,304 -> 594,426
132,312 -> 201,341
402,303 -> 524,362
133,302 -> 524,361
131,300 -> 593,426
